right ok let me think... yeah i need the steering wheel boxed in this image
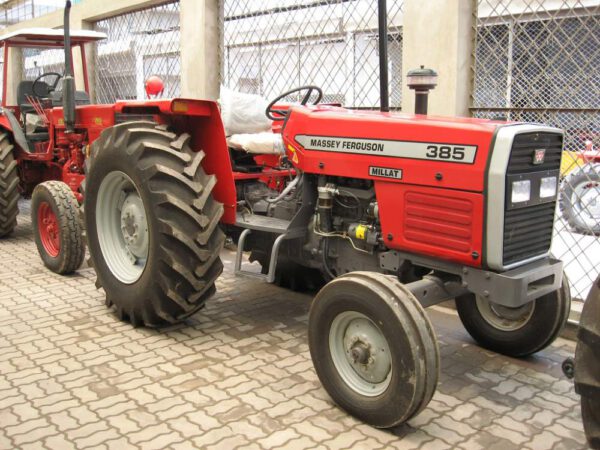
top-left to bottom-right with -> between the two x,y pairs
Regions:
266,85 -> 323,121
32,72 -> 63,97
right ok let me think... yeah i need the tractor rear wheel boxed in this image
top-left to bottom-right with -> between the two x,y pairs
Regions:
85,122 -> 225,327
455,273 -> 571,357
0,132 -> 19,237
308,272 -> 439,428
250,248 -> 325,291
560,164 -> 600,235
31,181 -> 85,274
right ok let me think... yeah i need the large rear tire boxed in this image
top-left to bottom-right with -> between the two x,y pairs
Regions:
308,272 -> 439,428
250,247 -> 325,291
455,273 -> 571,357
31,181 -> 85,274
85,122 -> 225,327
0,132 -> 19,237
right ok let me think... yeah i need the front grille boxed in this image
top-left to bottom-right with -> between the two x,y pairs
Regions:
503,202 -> 556,266
502,131 -> 562,266
507,132 -> 563,174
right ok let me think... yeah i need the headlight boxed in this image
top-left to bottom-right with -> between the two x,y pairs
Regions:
540,176 -> 557,198
511,180 -> 531,203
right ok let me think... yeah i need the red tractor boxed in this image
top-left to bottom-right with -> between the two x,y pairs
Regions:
3,2 -> 572,428
82,89 -> 570,428
0,17 -> 106,273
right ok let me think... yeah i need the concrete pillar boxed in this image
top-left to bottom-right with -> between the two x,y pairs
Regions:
401,0 -> 475,117
179,0 -> 220,100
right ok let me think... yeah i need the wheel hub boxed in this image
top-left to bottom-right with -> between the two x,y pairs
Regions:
38,201 -> 60,257
120,194 -> 148,258
574,181 -> 600,221
330,311 -> 392,396
96,171 -> 149,284
476,296 -> 535,331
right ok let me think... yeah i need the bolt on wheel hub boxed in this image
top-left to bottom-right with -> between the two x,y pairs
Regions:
96,171 -> 149,284
120,194 -> 148,258
330,311 -> 392,396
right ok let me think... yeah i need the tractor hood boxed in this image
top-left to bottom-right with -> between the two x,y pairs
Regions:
283,105 -> 503,193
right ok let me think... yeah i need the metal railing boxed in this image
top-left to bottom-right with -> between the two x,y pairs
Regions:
472,0 -> 600,301
220,0 -> 404,109
93,1 -> 181,104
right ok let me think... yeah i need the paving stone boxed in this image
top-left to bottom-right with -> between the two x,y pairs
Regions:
0,201 -> 587,449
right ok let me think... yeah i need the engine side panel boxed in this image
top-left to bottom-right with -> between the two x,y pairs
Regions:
376,183 -> 484,266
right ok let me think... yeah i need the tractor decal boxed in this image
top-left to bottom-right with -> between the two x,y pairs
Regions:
294,134 -> 478,163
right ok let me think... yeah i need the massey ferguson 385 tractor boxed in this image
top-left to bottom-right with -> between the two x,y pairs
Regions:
0,2 -> 571,428
0,7 -> 106,274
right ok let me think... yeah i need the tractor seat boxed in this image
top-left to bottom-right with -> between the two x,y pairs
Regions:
49,90 -> 91,107
17,80 -> 50,115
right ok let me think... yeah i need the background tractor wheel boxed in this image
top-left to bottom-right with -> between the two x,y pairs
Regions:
31,181 -> 85,274
250,248 -> 324,291
85,122 -> 225,327
308,272 -> 439,428
455,273 -> 571,357
0,132 -> 19,237
574,275 -> 600,449
560,164 -> 600,235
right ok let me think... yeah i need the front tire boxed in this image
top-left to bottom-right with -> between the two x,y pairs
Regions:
85,122 -> 225,327
308,272 -> 439,428
31,181 -> 85,274
455,273 -> 571,357
0,132 -> 19,237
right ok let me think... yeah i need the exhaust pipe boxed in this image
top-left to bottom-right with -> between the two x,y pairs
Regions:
62,0 -> 76,133
377,0 -> 389,112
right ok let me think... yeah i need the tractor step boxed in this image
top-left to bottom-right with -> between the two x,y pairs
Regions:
235,213 -> 292,234
234,213 -> 302,282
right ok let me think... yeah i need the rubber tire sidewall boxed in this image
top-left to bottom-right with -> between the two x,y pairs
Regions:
31,183 -> 84,274
85,143 -> 159,314
309,280 -> 426,428
455,276 -> 570,357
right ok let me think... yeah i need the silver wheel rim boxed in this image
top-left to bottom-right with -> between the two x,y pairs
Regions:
96,171 -> 149,284
572,179 -> 600,226
476,296 -> 535,331
329,311 -> 392,397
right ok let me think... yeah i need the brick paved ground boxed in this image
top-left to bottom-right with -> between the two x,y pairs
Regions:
0,200 -> 589,449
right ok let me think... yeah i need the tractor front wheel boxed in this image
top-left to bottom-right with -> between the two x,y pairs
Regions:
31,181 -> 85,274
85,122 -> 225,327
0,132 -> 19,237
455,273 -> 571,357
308,272 -> 439,428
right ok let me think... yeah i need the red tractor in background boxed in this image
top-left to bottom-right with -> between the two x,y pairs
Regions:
1,1 -> 576,428
0,18 -> 106,273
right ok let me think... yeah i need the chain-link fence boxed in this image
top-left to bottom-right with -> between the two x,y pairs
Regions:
93,1 -> 181,104
221,0 -> 404,109
472,0 -> 600,302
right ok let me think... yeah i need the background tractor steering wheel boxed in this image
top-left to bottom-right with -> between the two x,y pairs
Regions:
32,72 -> 63,97
266,85 -> 323,121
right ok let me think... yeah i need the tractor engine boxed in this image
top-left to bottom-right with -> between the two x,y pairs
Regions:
239,174 -> 385,277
